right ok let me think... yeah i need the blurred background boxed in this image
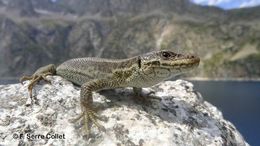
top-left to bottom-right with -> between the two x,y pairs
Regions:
0,0 -> 259,145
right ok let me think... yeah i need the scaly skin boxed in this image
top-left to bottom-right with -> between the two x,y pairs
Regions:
20,50 -> 200,137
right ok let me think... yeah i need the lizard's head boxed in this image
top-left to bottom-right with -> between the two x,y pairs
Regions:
139,50 -> 200,78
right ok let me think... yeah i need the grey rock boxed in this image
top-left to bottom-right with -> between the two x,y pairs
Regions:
0,76 -> 248,146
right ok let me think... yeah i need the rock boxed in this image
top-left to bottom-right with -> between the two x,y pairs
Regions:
0,76 -> 249,146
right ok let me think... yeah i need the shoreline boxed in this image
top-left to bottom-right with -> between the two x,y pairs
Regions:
0,77 -> 260,84
184,77 -> 260,81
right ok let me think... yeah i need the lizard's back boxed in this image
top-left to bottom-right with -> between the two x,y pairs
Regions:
56,57 -> 138,86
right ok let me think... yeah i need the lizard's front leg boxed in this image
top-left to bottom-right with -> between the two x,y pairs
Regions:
76,78 -> 119,137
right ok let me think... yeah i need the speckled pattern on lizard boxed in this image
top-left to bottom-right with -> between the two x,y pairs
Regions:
20,50 -> 200,137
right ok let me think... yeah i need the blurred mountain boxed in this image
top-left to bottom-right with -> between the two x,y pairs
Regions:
0,1 -> 3,6
0,0 -> 259,79
6,0 -> 38,16
228,6 -> 260,20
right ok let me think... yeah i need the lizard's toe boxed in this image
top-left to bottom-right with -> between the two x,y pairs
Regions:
85,107 -> 106,132
69,106 -> 106,136
20,76 -> 33,84
41,75 -> 52,84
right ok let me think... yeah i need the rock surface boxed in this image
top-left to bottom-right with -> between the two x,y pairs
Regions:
0,76 -> 248,146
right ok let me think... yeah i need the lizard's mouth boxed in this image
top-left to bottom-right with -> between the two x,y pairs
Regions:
159,56 -> 200,70
142,54 -> 200,72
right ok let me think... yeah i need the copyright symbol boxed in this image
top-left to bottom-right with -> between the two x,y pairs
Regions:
13,133 -> 19,139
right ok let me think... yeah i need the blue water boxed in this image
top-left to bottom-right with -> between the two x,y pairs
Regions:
1,80 -> 259,145
190,80 -> 260,146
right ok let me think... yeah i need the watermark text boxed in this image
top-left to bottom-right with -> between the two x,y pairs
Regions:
13,133 -> 65,140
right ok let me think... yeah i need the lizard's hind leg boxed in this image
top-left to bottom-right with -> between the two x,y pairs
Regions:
132,87 -> 160,103
20,64 -> 56,98
28,76 -> 41,98
20,76 -> 33,84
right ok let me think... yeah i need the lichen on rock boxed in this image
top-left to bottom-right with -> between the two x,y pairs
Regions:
0,76 -> 248,146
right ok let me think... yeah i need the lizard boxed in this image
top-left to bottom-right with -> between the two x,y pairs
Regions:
20,50 -> 200,136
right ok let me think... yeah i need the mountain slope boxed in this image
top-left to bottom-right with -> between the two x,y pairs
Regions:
0,0 -> 259,79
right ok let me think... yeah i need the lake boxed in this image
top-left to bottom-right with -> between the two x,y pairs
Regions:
1,79 -> 259,145
190,80 -> 260,146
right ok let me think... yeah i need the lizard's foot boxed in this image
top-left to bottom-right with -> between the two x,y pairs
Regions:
70,106 -> 106,137
20,76 -> 33,84
20,64 -> 56,99
21,73 -> 53,99
20,73 -> 52,84
132,87 -> 160,104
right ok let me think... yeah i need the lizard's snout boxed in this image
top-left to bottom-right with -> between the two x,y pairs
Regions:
187,54 -> 200,63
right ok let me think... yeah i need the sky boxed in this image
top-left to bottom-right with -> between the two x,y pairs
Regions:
191,0 -> 260,9
50,0 -> 260,10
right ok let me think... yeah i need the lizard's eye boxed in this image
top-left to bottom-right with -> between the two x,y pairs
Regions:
162,51 -> 172,58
